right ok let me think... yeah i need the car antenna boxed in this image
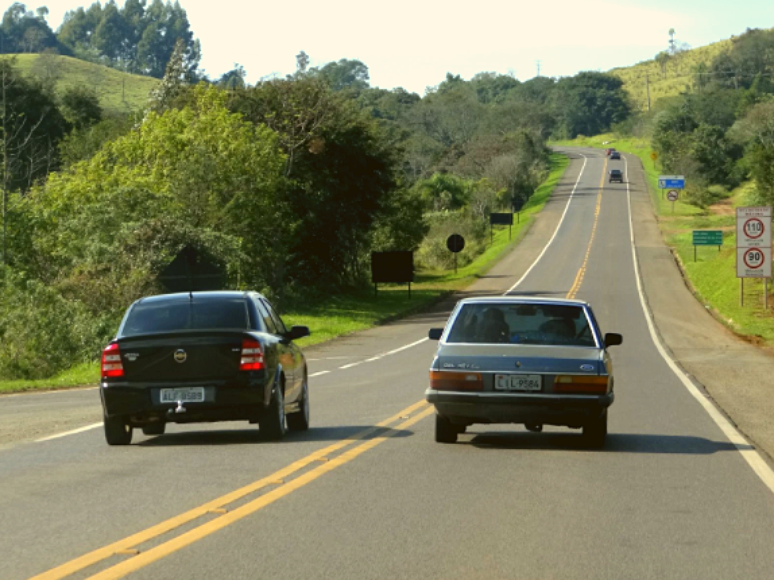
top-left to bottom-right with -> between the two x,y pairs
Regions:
189,290 -> 193,302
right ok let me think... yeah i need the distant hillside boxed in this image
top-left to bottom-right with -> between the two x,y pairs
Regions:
609,37 -> 734,111
11,53 -> 160,116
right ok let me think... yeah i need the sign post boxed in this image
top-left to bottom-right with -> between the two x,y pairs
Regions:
667,189 -> 679,212
446,234 -> 465,274
658,175 -> 685,200
692,230 -> 723,262
489,212 -> 514,244
736,207 -> 772,307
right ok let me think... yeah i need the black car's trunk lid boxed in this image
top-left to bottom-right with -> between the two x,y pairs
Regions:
115,331 -> 248,382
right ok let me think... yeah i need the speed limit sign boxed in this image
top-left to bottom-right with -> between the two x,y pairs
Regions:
737,247 -> 771,277
737,207 -> 771,248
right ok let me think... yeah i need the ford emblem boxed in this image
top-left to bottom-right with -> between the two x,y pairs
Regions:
580,364 -> 594,372
174,349 -> 187,363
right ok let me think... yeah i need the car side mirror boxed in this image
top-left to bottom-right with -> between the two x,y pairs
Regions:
428,328 -> 443,340
287,325 -> 311,341
604,333 -> 623,347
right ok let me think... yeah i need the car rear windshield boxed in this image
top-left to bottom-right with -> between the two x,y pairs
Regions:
122,299 -> 249,336
610,170 -> 622,175
446,303 -> 596,347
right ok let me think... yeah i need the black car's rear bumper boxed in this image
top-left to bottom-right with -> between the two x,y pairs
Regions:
101,378 -> 269,425
425,389 -> 614,427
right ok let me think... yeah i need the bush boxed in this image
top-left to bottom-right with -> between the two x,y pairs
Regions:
0,270 -> 116,380
416,211 -> 488,270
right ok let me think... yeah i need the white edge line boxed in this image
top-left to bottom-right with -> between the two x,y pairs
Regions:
35,422 -> 103,443
625,155 -> 774,494
504,152 -> 588,295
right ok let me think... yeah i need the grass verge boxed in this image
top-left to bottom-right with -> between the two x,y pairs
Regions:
552,135 -> 774,345
0,153 -> 570,394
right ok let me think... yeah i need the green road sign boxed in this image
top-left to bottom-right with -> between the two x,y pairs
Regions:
693,230 -> 723,246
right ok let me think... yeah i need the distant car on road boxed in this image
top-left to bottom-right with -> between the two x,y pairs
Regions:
426,297 -> 622,447
606,148 -> 616,156
100,291 -> 311,445
609,169 -> 624,183
610,151 -> 621,160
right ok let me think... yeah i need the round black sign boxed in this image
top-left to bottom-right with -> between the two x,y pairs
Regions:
446,234 -> 465,253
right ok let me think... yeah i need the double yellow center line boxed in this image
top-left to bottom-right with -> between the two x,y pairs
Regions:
30,400 -> 434,580
567,157 -> 607,299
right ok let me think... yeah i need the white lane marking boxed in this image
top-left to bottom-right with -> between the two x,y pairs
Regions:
306,357 -> 350,362
624,156 -> 774,495
35,422 -> 102,442
309,371 -> 331,378
2,386 -> 98,398
505,152 -> 588,295
339,362 -> 362,370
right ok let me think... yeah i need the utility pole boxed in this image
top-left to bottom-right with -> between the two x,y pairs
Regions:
536,60 -> 541,77
645,72 -> 651,112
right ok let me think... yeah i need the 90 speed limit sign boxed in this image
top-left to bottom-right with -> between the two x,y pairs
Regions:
737,247 -> 771,278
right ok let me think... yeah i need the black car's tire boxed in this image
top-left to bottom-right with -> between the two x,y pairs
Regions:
260,383 -> 287,441
142,422 -> 166,436
104,414 -> 133,446
583,411 -> 608,448
287,379 -> 310,432
435,414 -> 458,444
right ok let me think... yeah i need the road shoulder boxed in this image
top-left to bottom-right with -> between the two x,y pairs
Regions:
627,153 -> 774,463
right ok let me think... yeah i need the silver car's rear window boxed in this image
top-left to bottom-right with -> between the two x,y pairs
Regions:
446,303 -> 596,347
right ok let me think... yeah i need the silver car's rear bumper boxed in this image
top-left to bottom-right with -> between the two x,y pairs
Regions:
425,389 -> 614,427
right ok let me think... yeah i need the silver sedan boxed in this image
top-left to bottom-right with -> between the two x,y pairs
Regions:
426,297 -> 622,447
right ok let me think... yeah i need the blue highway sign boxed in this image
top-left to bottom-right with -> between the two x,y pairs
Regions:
658,175 -> 685,189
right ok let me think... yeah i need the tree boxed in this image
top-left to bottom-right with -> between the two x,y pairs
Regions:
0,57 -> 68,265
316,58 -> 369,92
655,51 -> 670,79
30,48 -> 62,90
549,71 -> 630,138
60,85 -> 102,129
146,38 -> 188,113
295,51 -> 309,74
218,64 -> 246,90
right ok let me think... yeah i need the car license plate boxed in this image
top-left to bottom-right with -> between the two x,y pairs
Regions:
494,374 -> 542,392
160,387 -> 205,403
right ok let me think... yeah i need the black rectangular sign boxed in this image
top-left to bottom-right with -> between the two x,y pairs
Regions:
490,212 -> 514,225
371,251 -> 414,284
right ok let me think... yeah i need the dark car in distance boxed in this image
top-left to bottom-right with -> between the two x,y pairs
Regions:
99,291 -> 310,445
609,169 -> 624,183
610,151 -> 621,160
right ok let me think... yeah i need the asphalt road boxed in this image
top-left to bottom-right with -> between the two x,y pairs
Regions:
3,149 -> 774,580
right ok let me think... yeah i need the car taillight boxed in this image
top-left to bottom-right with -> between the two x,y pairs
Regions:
240,338 -> 265,371
429,370 -> 484,391
101,343 -> 124,378
553,375 -> 608,394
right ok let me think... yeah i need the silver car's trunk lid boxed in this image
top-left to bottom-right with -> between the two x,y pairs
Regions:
437,344 -> 603,374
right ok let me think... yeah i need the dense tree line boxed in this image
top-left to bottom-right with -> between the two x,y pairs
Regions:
0,1 -> 200,79
641,28 -> 774,207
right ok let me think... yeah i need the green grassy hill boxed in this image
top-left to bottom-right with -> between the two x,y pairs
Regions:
609,37 -> 734,111
9,53 -> 160,115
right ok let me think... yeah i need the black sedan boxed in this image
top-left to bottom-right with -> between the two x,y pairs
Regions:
100,291 -> 310,445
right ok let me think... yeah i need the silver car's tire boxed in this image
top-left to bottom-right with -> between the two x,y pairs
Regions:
260,383 -> 287,441
104,414 -> 132,446
435,414 -> 458,444
287,380 -> 310,432
583,411 -> 607,448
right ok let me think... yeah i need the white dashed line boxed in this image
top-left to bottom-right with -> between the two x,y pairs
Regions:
309,371 -> 331,378
35,422 -> 103,442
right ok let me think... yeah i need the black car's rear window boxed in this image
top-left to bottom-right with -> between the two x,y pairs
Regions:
446,303 -> 596,347
610,170 -> 622,175
122,299 -> 249,336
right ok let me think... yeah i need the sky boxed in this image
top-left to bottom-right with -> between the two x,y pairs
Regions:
33,0 -> 774,93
